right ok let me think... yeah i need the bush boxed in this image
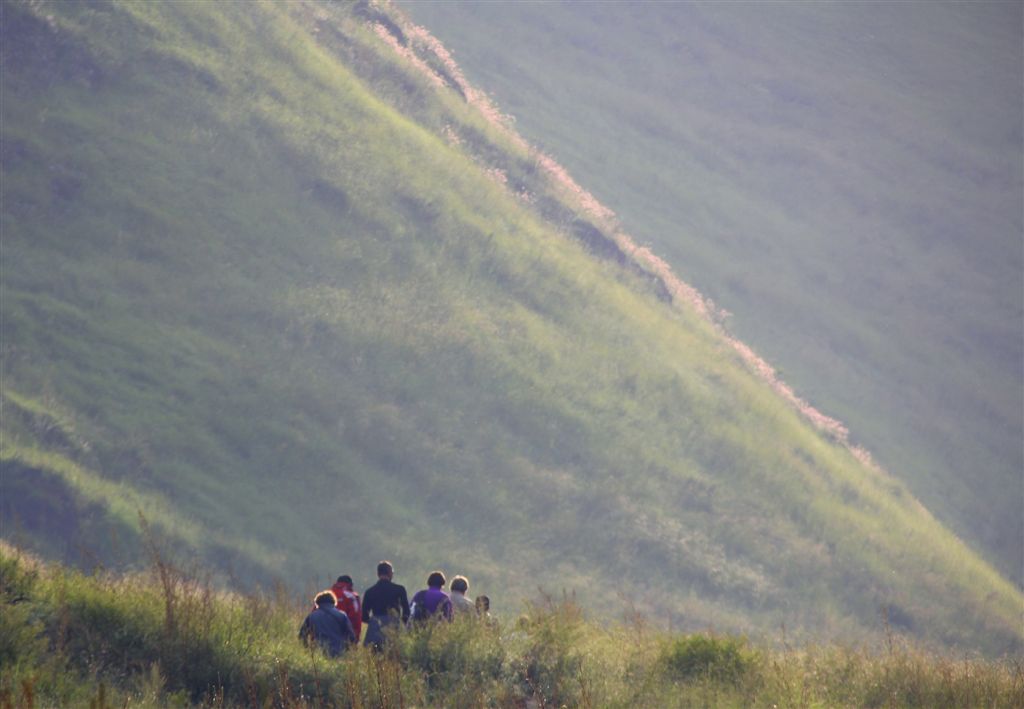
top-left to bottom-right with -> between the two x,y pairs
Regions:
396,617 -> 506,704
662,633 -> 754,684
0,549 -> 47,670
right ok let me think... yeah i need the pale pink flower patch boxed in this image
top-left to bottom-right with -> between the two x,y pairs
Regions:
371,23 -> 445,89
484,166 -> 508,186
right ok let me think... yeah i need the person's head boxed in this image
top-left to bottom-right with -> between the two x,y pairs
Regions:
314,590 -> 338,607
377,561 -> 394,579
336,574 -> 353,588
427,570 -> 446,589
450,575 -> 469,594
477,595 -> 491,613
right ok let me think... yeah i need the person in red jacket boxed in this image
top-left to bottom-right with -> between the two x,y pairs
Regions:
331,574 -> 362,642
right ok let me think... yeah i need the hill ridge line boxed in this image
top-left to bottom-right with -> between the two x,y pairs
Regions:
367,0 -> 880,473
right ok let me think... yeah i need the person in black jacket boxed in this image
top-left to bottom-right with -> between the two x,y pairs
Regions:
299,590 -> 356,657
361,560 -> 409,649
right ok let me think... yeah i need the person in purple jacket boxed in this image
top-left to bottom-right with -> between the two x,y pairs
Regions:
410,570 -> 453,622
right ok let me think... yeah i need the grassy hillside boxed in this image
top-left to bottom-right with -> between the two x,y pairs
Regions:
0,0 -> 1020,655
3,545 -> 1022,708
398,0 -> 1024,583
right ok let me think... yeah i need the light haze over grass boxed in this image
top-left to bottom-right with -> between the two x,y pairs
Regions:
400,0 -> 1024,583
0,0 -> 1020,656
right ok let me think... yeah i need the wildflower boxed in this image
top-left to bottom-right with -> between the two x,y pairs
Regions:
484,166 -> 508,186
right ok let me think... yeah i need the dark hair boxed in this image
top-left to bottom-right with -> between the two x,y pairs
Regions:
336,574 -> 353,585
315,590 -> 337,606
476,595 -> 490,612
377,561 -> 393,577
450,575 -> 469,593
427,570 -> 446,588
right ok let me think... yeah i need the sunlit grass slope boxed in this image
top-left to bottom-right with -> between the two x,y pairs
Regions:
0,0 -> 1020,654
399,0 -> 1024,584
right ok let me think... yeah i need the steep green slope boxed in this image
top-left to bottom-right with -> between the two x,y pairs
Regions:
399,0 -> 1024,583
0,0 -> 1020,654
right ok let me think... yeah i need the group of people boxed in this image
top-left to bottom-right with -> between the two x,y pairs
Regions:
299,560 -> 492,657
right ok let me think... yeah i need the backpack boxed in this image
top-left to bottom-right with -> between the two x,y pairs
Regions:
411,599 -> 430,622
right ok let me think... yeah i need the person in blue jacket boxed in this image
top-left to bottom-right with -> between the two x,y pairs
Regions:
299,590 -> 356,656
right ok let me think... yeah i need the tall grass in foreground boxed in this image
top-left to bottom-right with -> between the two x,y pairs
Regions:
1,544 -> 1020,708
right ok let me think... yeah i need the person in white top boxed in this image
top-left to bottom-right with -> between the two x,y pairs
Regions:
449,575 -> 475,615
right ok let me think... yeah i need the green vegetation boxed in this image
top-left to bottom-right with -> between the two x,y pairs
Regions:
2,545 -> 1022,708
0,0 -> 1020,660
399,0 -> 1024,582
663,634 -> 752,684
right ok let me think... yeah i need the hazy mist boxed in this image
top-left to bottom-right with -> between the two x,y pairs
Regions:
400,0 -> 1024,580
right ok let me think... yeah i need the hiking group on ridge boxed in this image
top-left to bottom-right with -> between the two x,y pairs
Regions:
299,560 -> 492,657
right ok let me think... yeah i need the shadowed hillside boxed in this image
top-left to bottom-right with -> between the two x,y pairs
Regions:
1,0 -> 1020,655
